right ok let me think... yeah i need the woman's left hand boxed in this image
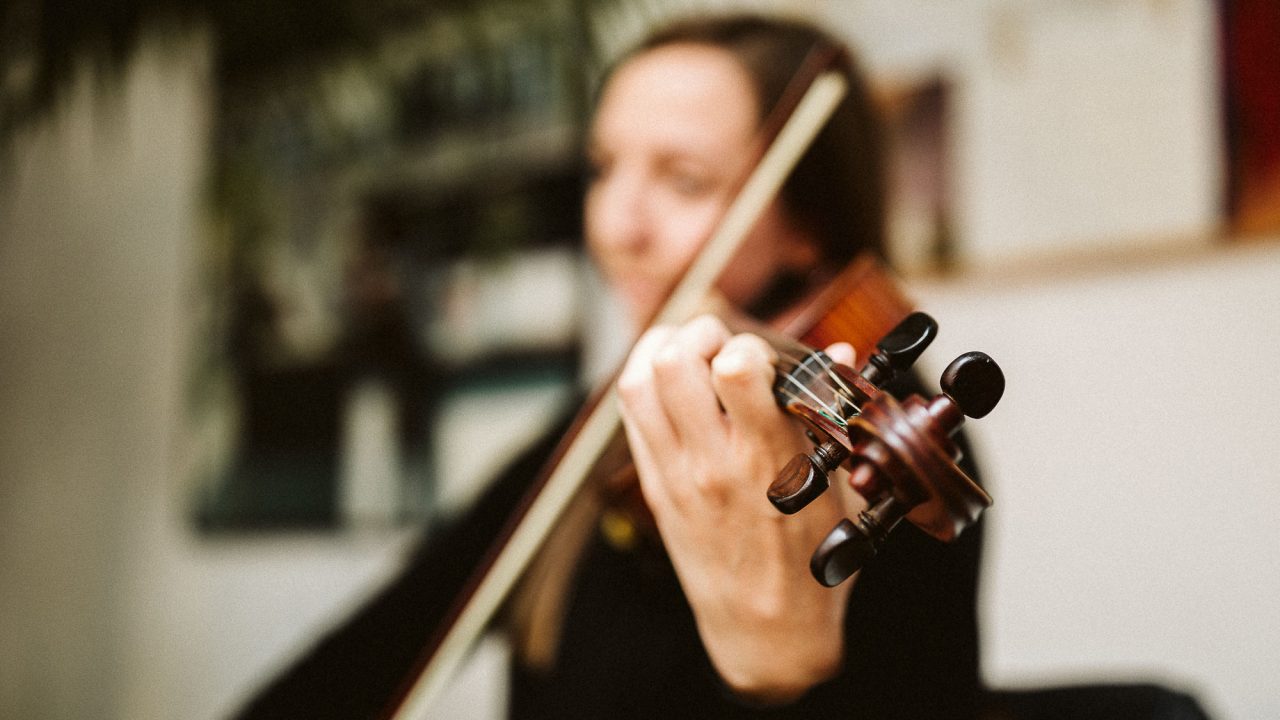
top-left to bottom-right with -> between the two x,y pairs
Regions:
616,314 -> 865,704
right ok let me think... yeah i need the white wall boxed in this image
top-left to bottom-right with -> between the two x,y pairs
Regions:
913,241 -> 1280,720
0,37 -> 201,720
827,0 -> 1222,268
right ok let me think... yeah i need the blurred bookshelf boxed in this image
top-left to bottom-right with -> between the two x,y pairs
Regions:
194,0 -> 595,532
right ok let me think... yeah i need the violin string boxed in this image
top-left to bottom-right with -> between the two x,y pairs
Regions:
776,348 -> 832,393
775,342 -> 873,423
800,346 -> 857,399
775,380 -> 840,421
777,348 -> 841,403
778,347 -> 845,397
774,373 -> 840,420
776,387 -> 846,428
775,348 -> 845,421
800,345 -> 862,402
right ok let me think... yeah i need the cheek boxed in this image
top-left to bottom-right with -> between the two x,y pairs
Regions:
585,181 -> 749,323
669,177 -> 763,251
655,201 -> 722,265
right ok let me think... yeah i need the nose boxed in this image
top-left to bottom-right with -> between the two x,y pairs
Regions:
587,168 -> 650,255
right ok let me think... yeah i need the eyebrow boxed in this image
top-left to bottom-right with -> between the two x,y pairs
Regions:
652,151 -> 716,174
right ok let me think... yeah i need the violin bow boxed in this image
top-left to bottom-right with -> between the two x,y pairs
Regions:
387,46 -> 848,720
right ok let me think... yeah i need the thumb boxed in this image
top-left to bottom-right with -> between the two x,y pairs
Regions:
823,341 -> 855,367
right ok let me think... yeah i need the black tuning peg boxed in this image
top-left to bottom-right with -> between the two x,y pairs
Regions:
861,312 -> 938,386
940,351 -> 1004,419
767,441 -> 849,514
810,496 -> 908,586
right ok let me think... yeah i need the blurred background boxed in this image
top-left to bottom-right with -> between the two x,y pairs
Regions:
1,0 -> 1277,718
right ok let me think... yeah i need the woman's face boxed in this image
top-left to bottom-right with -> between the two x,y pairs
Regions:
585,43 -> 815,330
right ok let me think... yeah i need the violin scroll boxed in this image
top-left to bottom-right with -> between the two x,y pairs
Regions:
767,313 -> 1005,587
767,311 -> 939,514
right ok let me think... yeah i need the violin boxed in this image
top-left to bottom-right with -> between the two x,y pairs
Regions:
766,282 -> 1003,587
383,49 -> 1004,719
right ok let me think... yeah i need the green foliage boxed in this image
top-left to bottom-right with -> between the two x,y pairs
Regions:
0,0 -> 471,139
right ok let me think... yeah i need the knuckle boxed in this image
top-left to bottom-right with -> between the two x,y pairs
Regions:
728,332 -> 774,359
710,351 -> 751,383
633,325 -> 675,356
679,314 -> 731,350
687,313 -> 728,337
619,325 -> 675,394
712,334 -> 774,383
691,467 -> 735,500
651,342 -> 684,372
615,368 -> 649,404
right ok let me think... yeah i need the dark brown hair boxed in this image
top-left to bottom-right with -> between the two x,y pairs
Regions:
627,13 -> 887,271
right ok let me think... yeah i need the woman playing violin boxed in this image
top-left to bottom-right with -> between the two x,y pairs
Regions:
240,12 -> 983,720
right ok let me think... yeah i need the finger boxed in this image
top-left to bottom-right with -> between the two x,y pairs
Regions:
618,402 -> 672,510
709,333 -> 783,432
823,341 -> 855,367
651,315 -> 732,448
616,325 -> 680,452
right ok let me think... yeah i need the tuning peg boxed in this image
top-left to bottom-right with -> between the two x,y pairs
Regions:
861,312 -> 938,386
768,440 -> 848,514
810,495 -> 908,586
940,352 -> 1004,419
